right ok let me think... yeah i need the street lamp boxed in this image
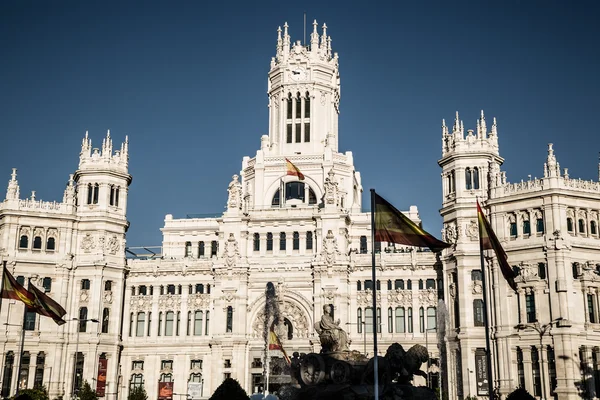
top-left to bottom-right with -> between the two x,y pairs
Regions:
71,318 -> 99,400
514,317 -> 563,400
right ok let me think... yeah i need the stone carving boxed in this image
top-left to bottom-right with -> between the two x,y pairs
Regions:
187,294 -> 210,310
581,261 -> 600,282
252,299 -> 310,339
80,290 -> 89,303
418,289 -> 438,306
357,290 -> 381,306
472,282 -> 483,294
443,222 -> 457,244
104,291 -> 113,304
322,287 -> 336,301
466,220 -> 478,241
314,304 -> 349,352
223,233 -> 239,268
158,294 -> 180,311
129,295 -> 150,312
34,227 -> 44,238
221,288 -> 236,303
321,230 -> 340,265
227,174 -> 242,211
549,230 -> 571,250
107,235 -> 120,255
323,169 -> 339,206
19,226 -> 30,237
387,290 -> 413,306
516,262 -> 539,281
320,91 -> 326,106
80,233 -> 94,252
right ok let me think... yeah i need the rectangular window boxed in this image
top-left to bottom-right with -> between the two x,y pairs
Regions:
81,279 -> 91,290
42,277 -> 52,292
306,232 -> 313,250
474,300 -> 485,326
419,307 -> 425,333
407,307 -> 413,333
295,123 -> 301,143
305,97 -> 310,118
198,241 -> 205,257
532,347 -> 542,396
536,218 -> 544,234
279,232 -> 286,251
23,311 -> 36,331
588,294 -> 596,324
292,232 -> 299,250
287,124 -> 292,143
359,236 -> 368,254
364,280 -> 373,291
365,308 -> 373,334
211,241 -> 218,257
304,123 -> 310,142
388,308 -> 393,333
136,313 -> 145,337
395,308 -> 405,333
523,220 -> 531,236
165,311 -> 174,336
525,293 -> 536,323
267,233 -> 273,251
296,98 -> 301,119
510,222 -> 517,237
194,311 -> 203,336
427,307 -> 437,331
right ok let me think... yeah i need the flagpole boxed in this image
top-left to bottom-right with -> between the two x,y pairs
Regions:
479,213 -> 495,400
15,278 -> 29,395
369,189 -> 379,400
0,260 -> 6,316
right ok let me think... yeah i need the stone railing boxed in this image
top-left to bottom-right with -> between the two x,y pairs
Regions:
0,199 -> 73,214
501,178 -> 544,194
561,178 -> 600,192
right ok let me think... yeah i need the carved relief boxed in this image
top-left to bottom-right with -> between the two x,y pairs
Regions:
187,294 -> 211,310
33,227 -> 44,238
252,300 -> 310,339
323,169 -> 339,206
80,290 -> 89,304
387,290 -> 413,306
472,281 -> 483,295
223,233 -> 240,268
321,230 -> 340,266
418,289 -> 438,307
104,291 -> 113,304
158,294 -> 181,311
466,220 -> 478,241
227,175 -> 242,211
107,235 -> 120,255
221,288 -> 237,303
443,222 -> 457,244
357,290 -> 381,306
81,234 -> 95,252
129,295 -> 150,312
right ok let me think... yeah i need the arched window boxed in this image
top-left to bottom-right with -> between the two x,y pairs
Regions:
211,241 -> 218,257
419,279 -> 424,290
293,232 -> 299,250
266,233 -> 273,251
279,232 -> 286,251
387,308 -> 393,333
129,313 -> 134,337
157,312 -> 162,336
129,374 -> 144,392
419,307 -> 425,333
198,241 -> 205,257
205,311 -> 210,335
226,306 -> 233,333
427,307 -> 437,330
407,307 -> 413,333
185,242 -> 192,257
579,219 -> 586,234
286,93 -> 292,120
387,280 -> 392,290
176,311 -> 181,336
46,237 -> 55,251
296,92 -> 301,119
365,307 -> 374,334
87,184 -> 93,204
357,308 -> 363,333
253,233 -> 260,251
138,285 -> 147,295
195,284 -> 204,294
473,167 -> 480,189
136,312 -> 145,337
395,307 -> 405,333
79,307 -> 88,332
194,311 -> 203,336
308,188 -> 317,204
33,236 -> 42,249
165,311 -> 174,336
359,236 -> 368,254
536,217 -> 544,234
147,312 -> 152,336
189,373 -> 202,383
102,308 -> 109,333
306,231 -> 313,250
591,220 -> 598,235
272,189 -> 281,207
93,183 -> 99,204
567,218 -> 574,232
19,235 -> 28,249
304,91 -> 310,118
167,285 -> 175,295
473,300 -> 484,326
523,220 -> 531,236
407,280 -> 412,290
465,168 -> 472,190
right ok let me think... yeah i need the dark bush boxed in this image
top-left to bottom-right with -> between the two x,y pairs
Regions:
209,378 -> 249,400
506,387 -> 535,400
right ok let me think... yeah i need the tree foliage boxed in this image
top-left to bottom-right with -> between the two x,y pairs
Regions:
209,378 -> 249,400
128,386 -> 148,400
15,386 -> 49,400
506,387 -> 536,400
78,381 -> 98,400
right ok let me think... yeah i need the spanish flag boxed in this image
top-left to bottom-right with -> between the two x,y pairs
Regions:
29,283 -> 67,325
285,158 -> 305,180
477,201 -> 517,291
268,330 -> 291,364
1,265 -> 36,308
374,192 -> 450,253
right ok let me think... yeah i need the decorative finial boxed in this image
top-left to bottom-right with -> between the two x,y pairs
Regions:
277,26 -> 282,39
11,168 -> 17,181
284,22 -> 289,36
106,129 -> 110,138
313,19 -> 318,33
453,111 -> 460,132
31,191 -> 36,201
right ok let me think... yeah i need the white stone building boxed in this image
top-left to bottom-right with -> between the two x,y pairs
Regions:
2,19 -> 600,400
440,113 -> 600,400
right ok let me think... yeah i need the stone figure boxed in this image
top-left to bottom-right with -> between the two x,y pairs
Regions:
314,304 -> 349,352
226,174 -> 242,210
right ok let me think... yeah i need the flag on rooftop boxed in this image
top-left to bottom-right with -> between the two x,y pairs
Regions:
374,192 -> 451,253
285,158 -> 305,180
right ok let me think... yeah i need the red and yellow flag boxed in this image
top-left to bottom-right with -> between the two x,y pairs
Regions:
1,266 -> 35,308
374,192 -> 450,253
268,330 -> 291,364
477,201 -> 517,291
29,283 -> 67,325
285,158 -> 305,180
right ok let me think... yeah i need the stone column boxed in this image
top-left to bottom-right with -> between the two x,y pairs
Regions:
522,346 -> 534,394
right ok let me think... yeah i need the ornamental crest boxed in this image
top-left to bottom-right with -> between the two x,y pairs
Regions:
443,222 -> 458,244
387,289 -> 413,306
81,234 -> 95,252
158,294 -> 180,311
418,289 -> 438,306
107,235 -> 120,255
357,290 -> 381,306
466,220 -> 478,241
321,230 -> 340,266
187,294 -> 211,310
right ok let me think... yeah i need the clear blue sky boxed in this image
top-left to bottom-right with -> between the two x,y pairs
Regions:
2,1 -> 599,247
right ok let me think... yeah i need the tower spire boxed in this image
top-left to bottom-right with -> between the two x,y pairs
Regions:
310,19 -> 319,51
453,111 -> 460,134
6,168 -> 19,200
283,22 -> 290,59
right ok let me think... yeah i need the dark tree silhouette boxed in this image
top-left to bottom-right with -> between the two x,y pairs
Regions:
209,378 -> 249,400
506,387 -> 536,400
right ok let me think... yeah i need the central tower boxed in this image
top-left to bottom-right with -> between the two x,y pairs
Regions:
267,21 -> 340,155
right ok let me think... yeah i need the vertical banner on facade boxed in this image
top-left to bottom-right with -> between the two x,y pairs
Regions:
475,351 -> 489,396
188,382 -> 202,400
96,357 -> 108,397
158,382 -> 173,400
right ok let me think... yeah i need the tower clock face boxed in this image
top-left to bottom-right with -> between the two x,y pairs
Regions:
291,67 -> 306,81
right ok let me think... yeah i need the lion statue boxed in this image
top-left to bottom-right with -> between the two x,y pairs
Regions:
361,343 -> 429,385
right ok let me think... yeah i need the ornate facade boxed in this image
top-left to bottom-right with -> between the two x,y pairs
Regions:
440,113 -> 600,399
